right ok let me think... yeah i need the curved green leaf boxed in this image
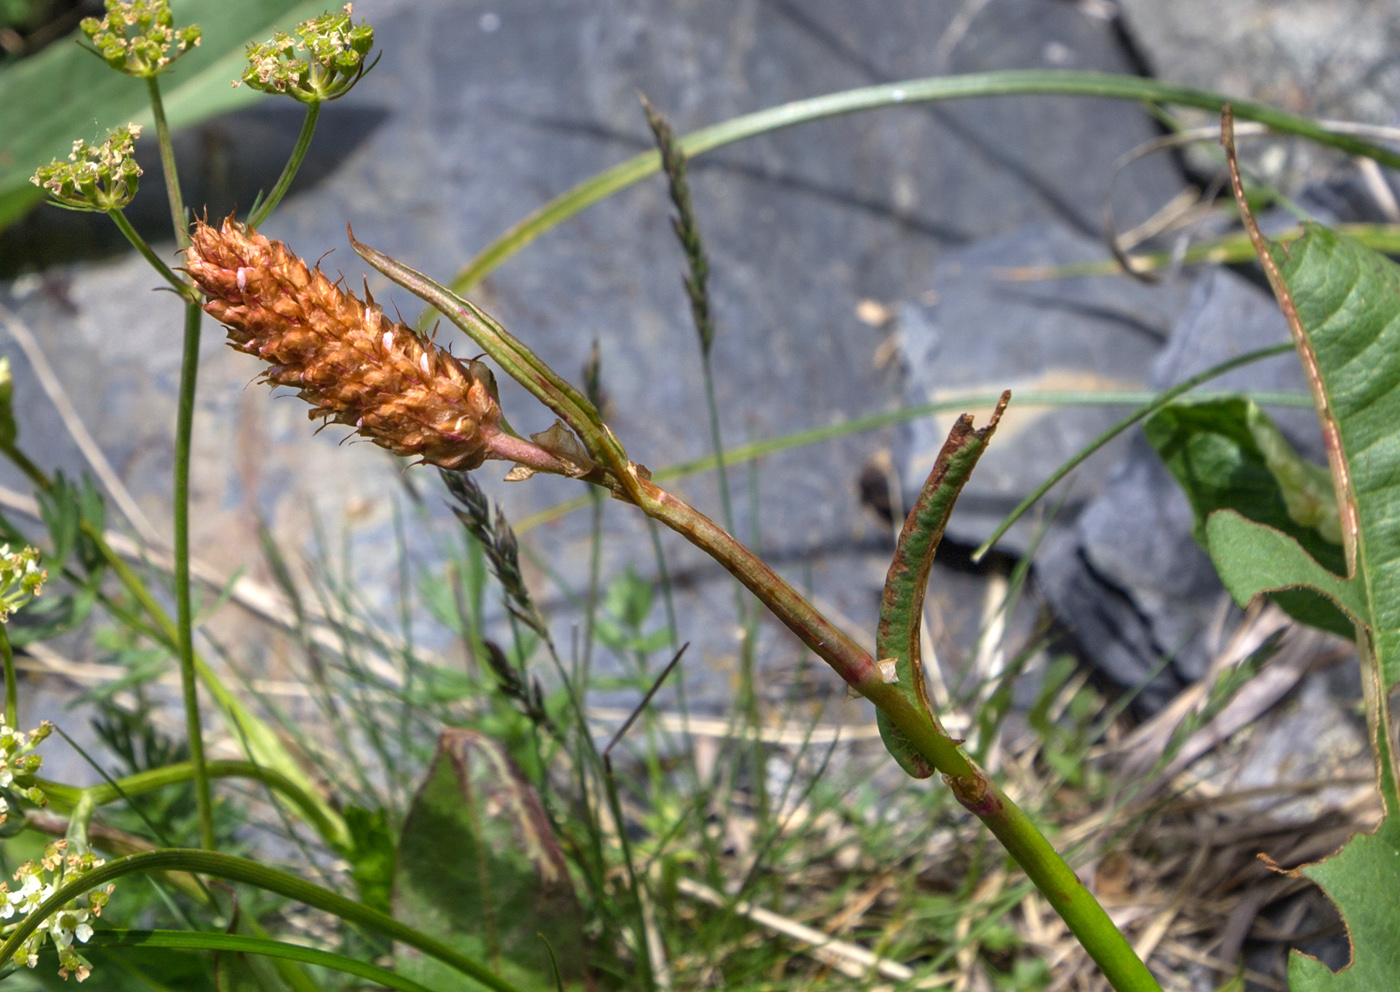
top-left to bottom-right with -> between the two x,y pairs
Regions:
1287,810 -> 1400,990
0,849 -> 523,992
395,729 -> 589,991
1146,397 -> 1350,634
1271,225 -> 1400,689
82,929 -> 437,992
876,395 -> 1007,777
1204,511 -> 1364,629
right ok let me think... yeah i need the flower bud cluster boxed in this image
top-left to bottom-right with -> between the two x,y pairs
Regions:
238,3 -> 375,103
1,841 -> 112,982
30,125 -> 143,213
0,719 -> 52,820
0,545 -> 46,622
81,0 -> 200,77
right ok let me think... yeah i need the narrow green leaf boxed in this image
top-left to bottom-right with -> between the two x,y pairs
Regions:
87,929 -> 438,992
442,72 -> 1400,299
394,729 -> 590,992
0,849 -> 522,992
876,395 -> 1007,777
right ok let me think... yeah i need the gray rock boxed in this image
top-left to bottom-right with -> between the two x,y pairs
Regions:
1117,0 -> 1400,186
1,0 -> 1188,714
894,221 -> 1193,555
1036,268 -> 1320,706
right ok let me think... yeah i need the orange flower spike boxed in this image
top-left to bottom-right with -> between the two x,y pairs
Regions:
185,216 -> 501,470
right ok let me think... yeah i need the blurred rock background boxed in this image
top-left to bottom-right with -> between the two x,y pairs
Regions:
1,0 -> 1395,728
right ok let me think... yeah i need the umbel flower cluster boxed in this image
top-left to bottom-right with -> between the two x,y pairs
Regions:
29,125 -> 143,213
1,841 -> 113,982
237,3 -> 375,102
0,544 -> 46,622
185,217 -> 503,470
0,718 -> 51,821
80,0 -> 201,78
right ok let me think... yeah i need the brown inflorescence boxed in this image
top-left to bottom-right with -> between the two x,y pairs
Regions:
185,216 -> 501,470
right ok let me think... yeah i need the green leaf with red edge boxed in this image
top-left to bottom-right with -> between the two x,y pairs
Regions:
1288,810 -> 1400,990
1195,220 -> 1400,987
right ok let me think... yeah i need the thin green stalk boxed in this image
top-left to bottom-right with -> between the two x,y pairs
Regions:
0,850 -> 523,992
622,475 -> 1159,991
105,209 -> 195,299
82,930 -> 434,992
601,758 -> 658,992
0,443 -> 49,493
145,70 -> 214,852
971,343 -> 1295,560
0,625 -> 13,729
439,70 -> 1400,302
41,760 -> 342,851
173,301 -> 213,851
145,76 -> 188,249
249,101 -> 321,228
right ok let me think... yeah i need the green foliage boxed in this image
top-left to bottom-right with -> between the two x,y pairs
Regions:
1289,812 -> 1400,989
342,805 -> 395,915
1159,217 -> 1400,987
594,568 -> 670,656
393,729 -> 590,992
1145,397 -> 1352,635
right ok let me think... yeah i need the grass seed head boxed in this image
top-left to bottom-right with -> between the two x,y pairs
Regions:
185,216 -> 501,471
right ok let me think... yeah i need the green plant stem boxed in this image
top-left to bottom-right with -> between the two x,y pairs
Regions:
173,302 -> 213,851
41,760 -> 342,850
0,625 -> 14,729
971,343 -> 1296,560
248,100 -> 321,228
625,475 -> 1160,990
0,849 -> 523,992
145,76 -> 188,248
440,71 -> 1400,301
105,209 -> 195,299
144,71 -> 214,853
514,386 -> 1311,534
80,930 -> 435,992
601,759 -> 658,992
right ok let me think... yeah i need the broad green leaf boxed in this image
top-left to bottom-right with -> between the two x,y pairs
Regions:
1145,397 -> 1350,635
394,729 -> 589,992
1288,811 -> 1400,990
1204,216 -> 1400,988
1272,225 -> 1400,690
1204,511 -> 1365,629
0,0 -> 328,231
